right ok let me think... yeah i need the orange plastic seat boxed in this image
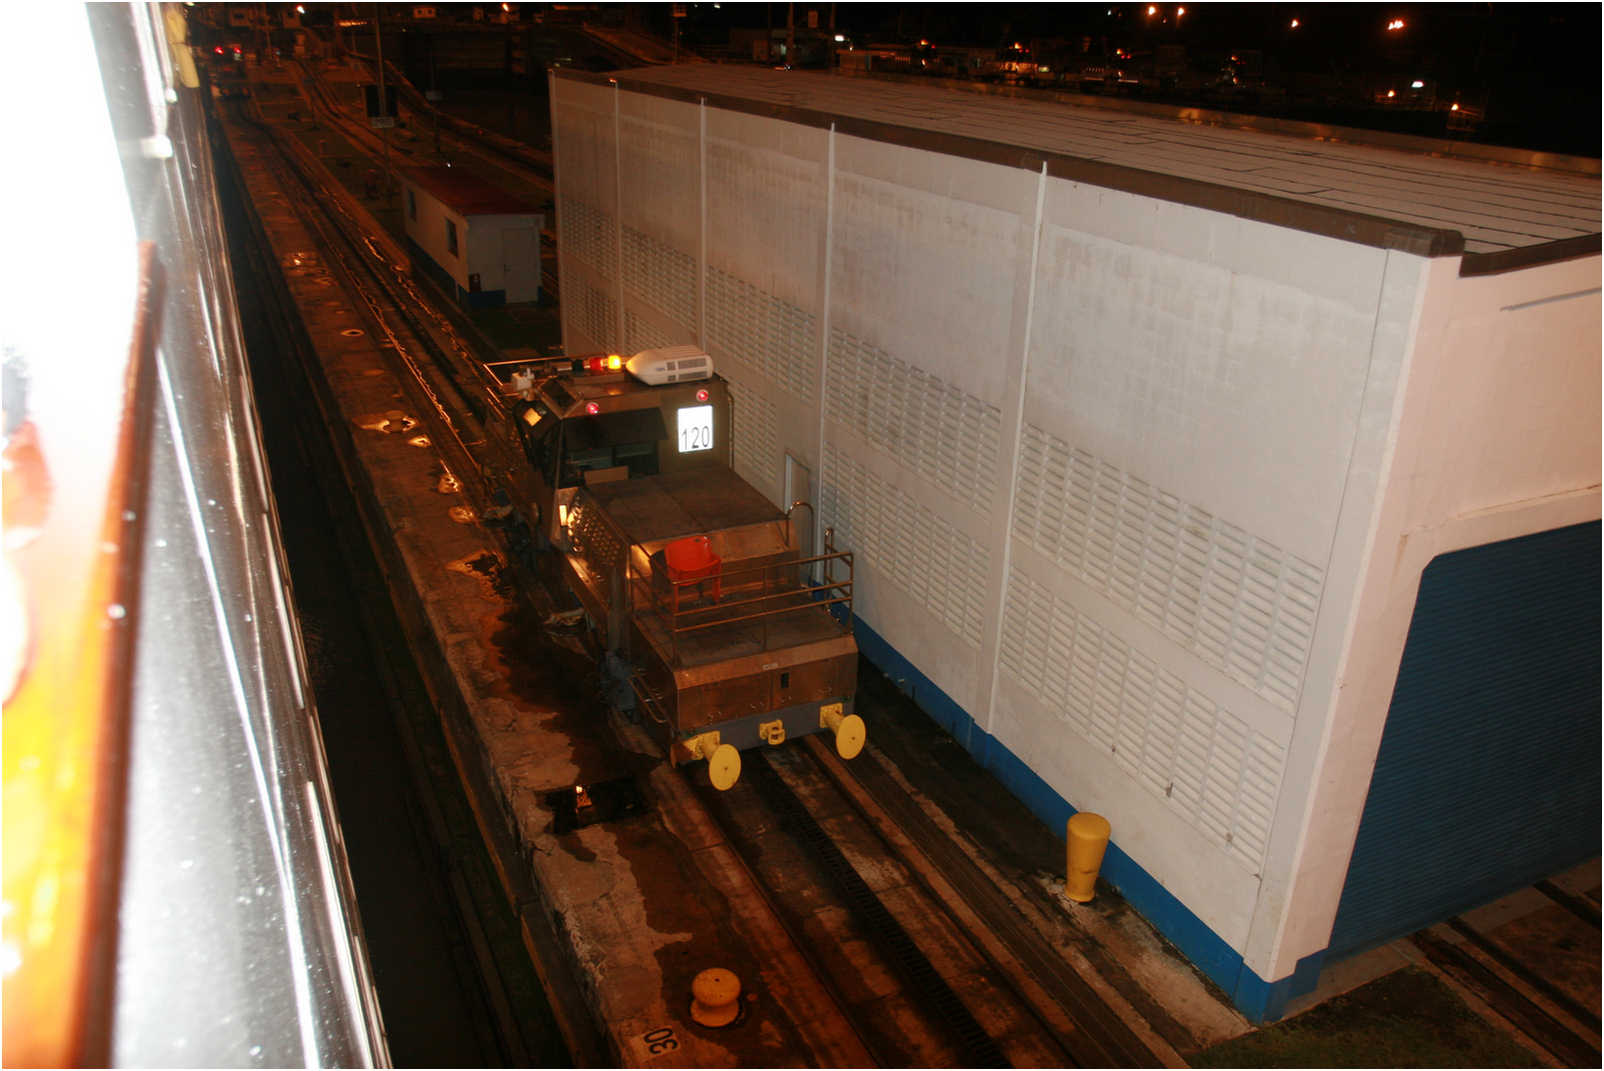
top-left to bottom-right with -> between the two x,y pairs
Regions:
664,535 -> 721,611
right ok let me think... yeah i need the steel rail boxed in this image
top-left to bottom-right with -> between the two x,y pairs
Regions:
806,736 -> 1168,1067
744,751 -> 1016,1068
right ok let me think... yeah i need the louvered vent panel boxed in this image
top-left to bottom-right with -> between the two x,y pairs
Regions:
622,226 -> 696,332
573,279 -> 617,352
560,196 -> 617,282
705,266 -> 816,400
1013,424 -> 1324,713
1000,568 -> 1283,870
723,374 -> 780,493
825,327 -> 1001,513
821,445 -> 989,648
622,310 -> 676,357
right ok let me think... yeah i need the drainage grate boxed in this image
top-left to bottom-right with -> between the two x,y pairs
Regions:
747,754 -> 1011,1068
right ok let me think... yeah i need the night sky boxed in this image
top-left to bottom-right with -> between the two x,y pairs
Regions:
662,3 -> 1602,156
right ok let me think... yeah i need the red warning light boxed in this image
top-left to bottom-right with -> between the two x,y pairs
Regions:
585,401 -> 600,415
214,45 -> 224,54
696,388 -> 709,402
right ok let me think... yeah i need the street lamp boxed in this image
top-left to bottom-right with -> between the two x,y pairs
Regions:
1289,18 -> 1300,29
1386,18 -> 1405,31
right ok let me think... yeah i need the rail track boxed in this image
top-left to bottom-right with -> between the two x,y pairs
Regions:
695,739 -> 1164,1068
289,48 -> 562,299
224,77 -> 1184,1068
1409,883 -> 1601,1067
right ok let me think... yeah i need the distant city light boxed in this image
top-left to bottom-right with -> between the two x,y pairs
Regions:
1147,5 -> 1157,15
1450,102 -> 1460,111
1411,79 -> 1424,89
1386,89 -> 1396,98
1386,18 -> 1405,31
834,34 -> 844,42
1177,7 -> 1186,17
1289,18 -> 1300,29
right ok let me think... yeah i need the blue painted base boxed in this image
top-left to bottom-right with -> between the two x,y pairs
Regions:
851,614 -> 1316,1022
405,238 -> 506,309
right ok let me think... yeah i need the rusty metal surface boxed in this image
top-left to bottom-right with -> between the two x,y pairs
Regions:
583,468 -> 784,547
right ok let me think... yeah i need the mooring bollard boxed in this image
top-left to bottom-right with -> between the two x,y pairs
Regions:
1066,812 -> 1111,903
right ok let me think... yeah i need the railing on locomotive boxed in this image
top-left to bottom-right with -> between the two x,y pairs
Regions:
635,547 -> 856,666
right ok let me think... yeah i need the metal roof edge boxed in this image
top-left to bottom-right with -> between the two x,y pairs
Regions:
562,70 -> 1466,259
1458,234 -> 1603,277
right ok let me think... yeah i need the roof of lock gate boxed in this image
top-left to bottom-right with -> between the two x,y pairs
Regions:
560,65 -> 1601,273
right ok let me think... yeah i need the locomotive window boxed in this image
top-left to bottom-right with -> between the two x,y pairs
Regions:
515,404 -> 562,485
563,409 -> 668,449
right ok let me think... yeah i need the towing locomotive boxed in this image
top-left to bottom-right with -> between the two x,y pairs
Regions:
485,345 -> 864,789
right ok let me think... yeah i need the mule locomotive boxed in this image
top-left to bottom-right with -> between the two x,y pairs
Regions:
486,345 -> 864,789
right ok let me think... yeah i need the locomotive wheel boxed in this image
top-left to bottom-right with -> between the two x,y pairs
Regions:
834,714 -> 866,760
708,744 -> 741,791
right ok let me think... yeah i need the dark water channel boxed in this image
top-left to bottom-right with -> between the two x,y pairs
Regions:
216,133 -> 569,1067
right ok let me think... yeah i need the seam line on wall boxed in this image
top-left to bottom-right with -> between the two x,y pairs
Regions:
982,161 -> 1051,734
815,123 -> 836,556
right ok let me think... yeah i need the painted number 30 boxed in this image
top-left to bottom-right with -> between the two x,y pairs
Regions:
643,1026 -> 678,1057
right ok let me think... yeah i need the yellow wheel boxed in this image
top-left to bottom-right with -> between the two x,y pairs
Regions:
708,743 -> 742,791
834,713 -> 866,760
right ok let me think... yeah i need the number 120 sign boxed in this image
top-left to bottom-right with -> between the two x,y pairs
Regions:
677,405 -> 713,453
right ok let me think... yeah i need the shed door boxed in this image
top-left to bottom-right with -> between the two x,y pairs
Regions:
1327,520 -> 1601,960
501,227 -> 538,303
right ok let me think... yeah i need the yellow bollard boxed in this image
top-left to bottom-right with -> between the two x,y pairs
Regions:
1065,812 -> 1111,902
690,968 -> 742,1028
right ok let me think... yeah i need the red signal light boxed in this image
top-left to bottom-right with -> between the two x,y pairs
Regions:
214,45 -> 224,54
585,401 -> 600,415
696,388 -> 709,402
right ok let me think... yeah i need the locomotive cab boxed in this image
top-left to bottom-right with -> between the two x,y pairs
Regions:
489,345 -> 732,550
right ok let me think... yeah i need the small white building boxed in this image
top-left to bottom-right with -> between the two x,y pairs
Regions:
399,166 -> 542,308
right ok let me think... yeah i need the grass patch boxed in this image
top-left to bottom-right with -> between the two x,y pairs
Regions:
1192,967 -> 1543,1068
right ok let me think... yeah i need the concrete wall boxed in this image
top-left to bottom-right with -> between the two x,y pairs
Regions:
552,78 -> 624,351
993,178 -> 1428,995
551,75 -> 1600,1015
403,179 -> 470,291
1252,253 -> 1602,985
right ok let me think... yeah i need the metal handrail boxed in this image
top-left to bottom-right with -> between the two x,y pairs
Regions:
635,547 -> 855,664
